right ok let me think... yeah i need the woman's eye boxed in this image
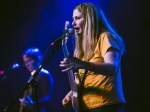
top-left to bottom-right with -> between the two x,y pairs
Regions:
72,16 -> 82,21
76,17 -> 81,19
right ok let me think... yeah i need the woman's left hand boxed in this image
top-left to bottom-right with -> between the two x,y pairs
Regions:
60,56 -> 83,72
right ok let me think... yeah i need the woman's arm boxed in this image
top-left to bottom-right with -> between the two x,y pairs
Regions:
60,48 -> 120,76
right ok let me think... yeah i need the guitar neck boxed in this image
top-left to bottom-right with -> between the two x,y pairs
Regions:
62,38 -> 77,91
67,70 -> 77,91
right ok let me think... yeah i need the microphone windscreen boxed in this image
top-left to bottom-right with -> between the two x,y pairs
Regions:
11,63 -> 20,70
68,28 -> 74,36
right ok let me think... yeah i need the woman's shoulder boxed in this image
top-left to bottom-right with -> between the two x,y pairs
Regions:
98,32 -> 110,42
100,32 -> 115,38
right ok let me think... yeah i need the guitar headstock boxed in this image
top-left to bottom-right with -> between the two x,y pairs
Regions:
64,21 -> 70,31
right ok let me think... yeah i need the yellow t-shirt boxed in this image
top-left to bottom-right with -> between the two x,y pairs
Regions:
79,32 -> 126,110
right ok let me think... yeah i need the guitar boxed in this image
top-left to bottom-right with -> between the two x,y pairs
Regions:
62,21 -> 80,112
19,90 -> 27,112
19,70 -> 37,112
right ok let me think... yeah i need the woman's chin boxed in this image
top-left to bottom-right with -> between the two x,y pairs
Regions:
76,32 -> 82,36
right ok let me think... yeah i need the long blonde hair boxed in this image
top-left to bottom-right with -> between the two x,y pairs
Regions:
73,3 -> 125,61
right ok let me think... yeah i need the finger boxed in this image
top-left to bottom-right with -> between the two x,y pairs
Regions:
63,99 -> 67,104
60,61 -> 75,67
60,63 -> 66,66
60,60 -> 69,64
65,96 -> 71,102
60,63 -> 70,67
66,96 -> 71,100
63,58 -> 69,62
61,67 -> 72,72
60,61 -> 65,64
63,97 -> 70,104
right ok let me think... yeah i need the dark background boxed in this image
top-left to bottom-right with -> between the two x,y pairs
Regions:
0,0 -> 150,112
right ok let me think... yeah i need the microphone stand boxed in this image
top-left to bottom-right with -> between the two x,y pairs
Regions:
4,43 -> 61,112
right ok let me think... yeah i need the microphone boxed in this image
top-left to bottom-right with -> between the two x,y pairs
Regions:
51,28 -> 74,46
11,63 -> 20,70
0,63 -> 20,75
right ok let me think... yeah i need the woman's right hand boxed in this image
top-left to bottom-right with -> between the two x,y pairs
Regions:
62,95 -> 72,109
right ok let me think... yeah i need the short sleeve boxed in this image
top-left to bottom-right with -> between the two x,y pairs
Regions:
100,33 -> 112,57
94,33 -> 111,57
95,32 -> 119,57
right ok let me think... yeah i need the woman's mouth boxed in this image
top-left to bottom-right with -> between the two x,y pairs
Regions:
75,28 -> 80,32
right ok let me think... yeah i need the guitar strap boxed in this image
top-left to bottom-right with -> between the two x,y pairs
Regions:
78,69 -> 88,112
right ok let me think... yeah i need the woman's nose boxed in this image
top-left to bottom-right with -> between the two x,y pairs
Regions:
72,20 -> 76,26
